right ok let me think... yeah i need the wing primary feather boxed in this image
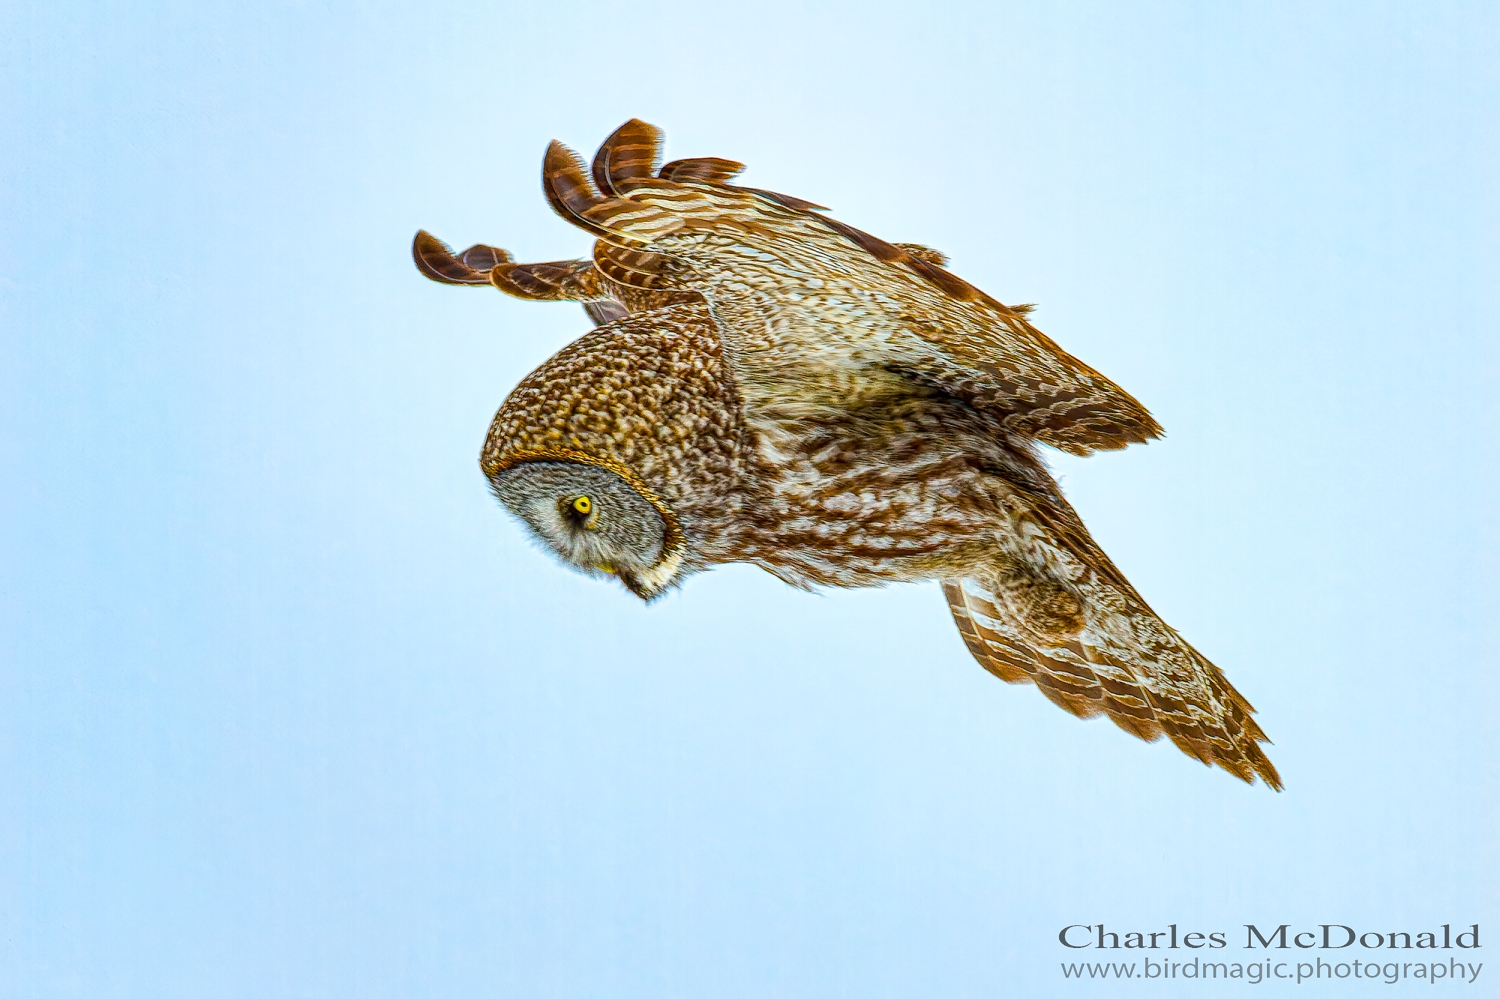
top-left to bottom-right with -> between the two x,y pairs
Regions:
590,138 -> 616,197
659,157 -> 746,184
593,118 -> 665,196
491,259 -> 605,301
542,141 -> 617,240
412,230 -> 491,285
459,243 -> 513,271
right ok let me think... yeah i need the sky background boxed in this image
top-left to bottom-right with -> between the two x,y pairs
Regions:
2,2 -> 1496,996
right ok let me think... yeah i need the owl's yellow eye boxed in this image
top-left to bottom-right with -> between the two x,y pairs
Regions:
572,495 -> 593,515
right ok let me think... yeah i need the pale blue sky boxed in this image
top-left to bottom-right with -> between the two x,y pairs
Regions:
2,2 -> 1496,996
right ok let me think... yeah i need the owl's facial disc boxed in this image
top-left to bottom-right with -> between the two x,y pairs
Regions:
490,461 -> 679,600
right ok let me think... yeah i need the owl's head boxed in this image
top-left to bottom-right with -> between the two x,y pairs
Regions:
490,459 -> 685,600
478,306 -> 740,602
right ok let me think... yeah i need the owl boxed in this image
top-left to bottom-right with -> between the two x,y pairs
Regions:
415,120 -> 1280,789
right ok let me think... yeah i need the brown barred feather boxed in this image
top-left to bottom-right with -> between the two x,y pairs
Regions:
592,118 -> 665,196
415,229 -> 626,321
412,230 -> 492,285
943,581 -> 1036,682
459,243 -> 513,272
659,156 -> 746,184
591,243 -> 677,291
542,141 -> 618,241
492,259 -> 608,302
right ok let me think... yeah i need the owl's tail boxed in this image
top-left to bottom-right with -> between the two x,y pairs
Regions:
943,577 -> 1281,790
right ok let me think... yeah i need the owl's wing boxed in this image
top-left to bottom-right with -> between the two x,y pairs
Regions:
942,573 -> 1279,788
413,140 -> 764,323
414,230 -> 607,299
544,120 -> 1162,456
413,229 -> 692,325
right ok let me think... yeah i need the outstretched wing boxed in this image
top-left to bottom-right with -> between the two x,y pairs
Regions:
943,577 -> 1279,788
540,120 -> 1162,456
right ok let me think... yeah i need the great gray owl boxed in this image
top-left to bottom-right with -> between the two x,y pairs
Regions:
414,120 -> 1280,790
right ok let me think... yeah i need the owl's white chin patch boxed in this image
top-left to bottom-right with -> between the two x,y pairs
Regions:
631,549 -> 683,598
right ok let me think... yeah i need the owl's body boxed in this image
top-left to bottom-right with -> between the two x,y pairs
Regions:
416,121 -> 1280,789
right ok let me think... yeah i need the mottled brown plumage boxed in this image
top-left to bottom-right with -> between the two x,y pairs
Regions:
415,120 -> 1279,789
